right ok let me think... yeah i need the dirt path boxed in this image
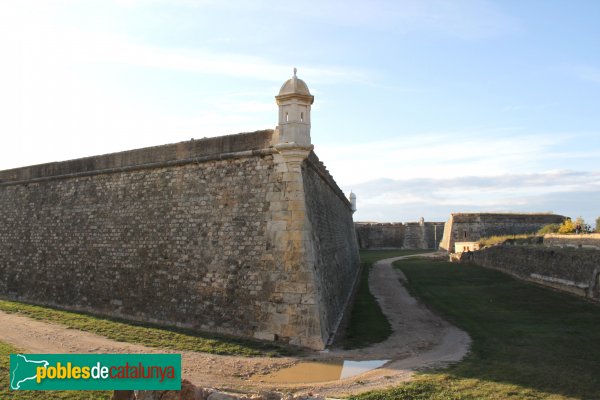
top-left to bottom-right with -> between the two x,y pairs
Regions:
0,254 -> 470,396
0,309 -> 295,390
307,253 -> 471,396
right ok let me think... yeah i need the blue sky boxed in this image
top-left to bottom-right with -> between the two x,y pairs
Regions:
1,0 -> 599,224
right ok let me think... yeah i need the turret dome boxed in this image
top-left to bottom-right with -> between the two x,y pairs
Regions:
277,68 -> 314,103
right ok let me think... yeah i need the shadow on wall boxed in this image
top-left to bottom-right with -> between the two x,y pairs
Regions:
354,221 -> 444,250
456,235 -> 600,301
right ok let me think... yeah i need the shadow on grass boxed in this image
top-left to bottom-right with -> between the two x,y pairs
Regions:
393,258 -> 600,399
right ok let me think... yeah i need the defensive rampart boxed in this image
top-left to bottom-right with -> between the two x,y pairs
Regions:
464,245 -> 600,300
543,233 -> 600,249
303,153 -> 361,343
439,213 -> 565,252
354,222 -> 444,249
0,130 -> 360,349
355,223 -> 404,248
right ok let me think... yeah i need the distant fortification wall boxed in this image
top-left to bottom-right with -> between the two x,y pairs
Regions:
543,233 -> 600,249
465,245 -> 600,300
354,221 -> 444,249
355,223 -> 405,248
439,213 -> 565,252
404,222 -> 444,249
0,130 -> 360,350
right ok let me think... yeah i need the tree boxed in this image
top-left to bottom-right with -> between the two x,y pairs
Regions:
574,216 -> 585,234
596,216 -> 600,233
558,218 -> 575,234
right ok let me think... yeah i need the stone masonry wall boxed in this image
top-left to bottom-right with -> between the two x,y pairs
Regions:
543,233 -> 600,250
354,222 -> 443,249
303,153 -> 360,343
355,223 -> 405,248
0,151 -> 281,338
404,223 -> 445,249
466,245 -> 600,299
0,130 -> 360,349
440,213 -> 565,252
0,131 -> 274,183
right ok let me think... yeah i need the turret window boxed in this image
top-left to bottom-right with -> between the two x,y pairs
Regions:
286,112 -> 288,122
300,112 -> 304,122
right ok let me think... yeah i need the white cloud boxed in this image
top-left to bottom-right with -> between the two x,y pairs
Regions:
112,0 -> 213,6
301,0 -> 520,39
346,171 -> 600,223
103,0 -> 518,42
150,0 -> 520,40
0,14 -> 364,169
0,0 -> 369,85
317,132 -> 574,185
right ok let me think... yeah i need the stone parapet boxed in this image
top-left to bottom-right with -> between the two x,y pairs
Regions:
543,233 -> 600,249
465,245 -> 600,300
0,130 -> 274,183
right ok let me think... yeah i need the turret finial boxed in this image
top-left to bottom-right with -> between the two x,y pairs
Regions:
293,67 -> 297,78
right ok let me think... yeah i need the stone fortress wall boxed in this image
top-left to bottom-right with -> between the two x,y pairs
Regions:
543,233 -> 600,249
0,72 -> 360,350
354,220 -> 445,249
439,212 -> 566,252
463,239 -> 600,300
303,152 -> 360,342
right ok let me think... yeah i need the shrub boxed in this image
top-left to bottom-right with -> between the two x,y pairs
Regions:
538,223 -> 560,235
558,218 -> 575,234
479,234 -> 531,247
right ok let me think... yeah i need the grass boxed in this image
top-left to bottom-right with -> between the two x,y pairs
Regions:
0,340 -> 111,399
0,300 -> 295,357
351,257 -> 600,400
478,234 -> 532,247
342,249 -> 434,349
